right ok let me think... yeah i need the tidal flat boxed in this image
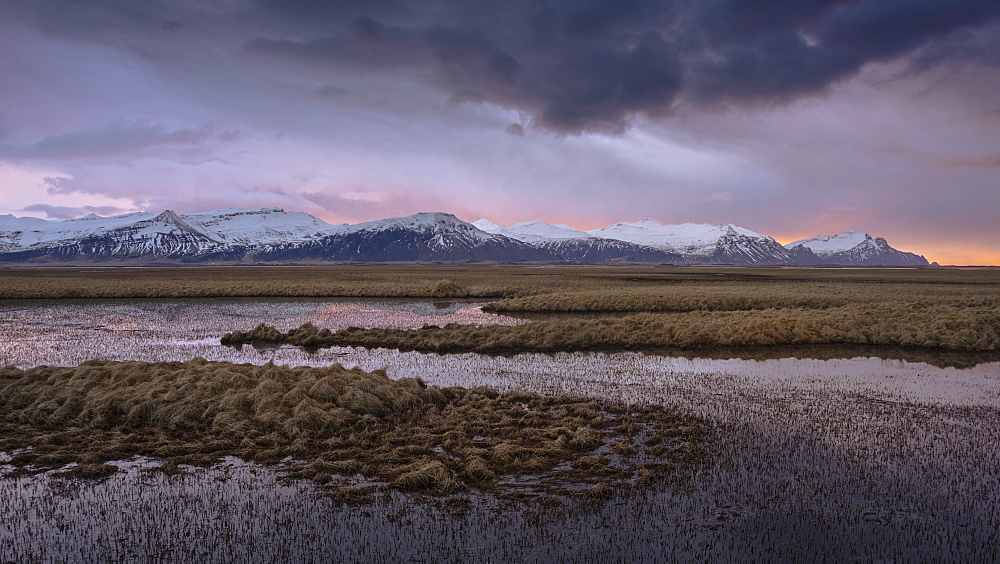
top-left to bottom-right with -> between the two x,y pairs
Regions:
1,273 -> 999,560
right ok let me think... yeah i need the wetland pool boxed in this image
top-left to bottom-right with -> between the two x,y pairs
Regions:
1,298 -> 998,561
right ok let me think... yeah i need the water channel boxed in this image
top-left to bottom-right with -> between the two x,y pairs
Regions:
1,298 -> 998,560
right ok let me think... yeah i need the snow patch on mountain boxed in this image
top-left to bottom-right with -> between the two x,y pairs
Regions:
0,211 -> 157,249
589,219 -> 770,255
182,207 -> 342,245
473,219 -> 592,243
785,230 -> 871,256
0,208 -> 933,265
784,230 -> 928,266
471,218 -> 500,231
349,212 -> 493,241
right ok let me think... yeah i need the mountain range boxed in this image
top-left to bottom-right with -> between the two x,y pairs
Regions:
0,207 -> 930,266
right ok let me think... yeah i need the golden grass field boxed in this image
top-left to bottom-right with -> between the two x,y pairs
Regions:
2,265 -> 997,303
0,359 -> 703,502
4,265 -> 998,352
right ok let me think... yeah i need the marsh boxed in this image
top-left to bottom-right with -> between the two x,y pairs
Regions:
1,286 -> 998,560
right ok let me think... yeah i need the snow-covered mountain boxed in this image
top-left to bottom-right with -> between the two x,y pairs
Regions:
786,230 -> 870,255
785,231 -> 928,266
0,210 -> 227,262
0,208 -> 933,265
474,219 -> 681,263
181,207 -> 343,245
589,220 -> 812,265
253,212 -> 556,263
0,211 -> 157,252
473,219 -> 592,243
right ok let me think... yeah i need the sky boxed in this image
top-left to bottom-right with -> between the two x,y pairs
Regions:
0,1 -> 998,265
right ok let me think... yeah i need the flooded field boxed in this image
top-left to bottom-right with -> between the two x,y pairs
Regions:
2,298 -> 999,560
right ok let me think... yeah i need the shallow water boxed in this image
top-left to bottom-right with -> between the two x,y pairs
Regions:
1,298 -> 998,561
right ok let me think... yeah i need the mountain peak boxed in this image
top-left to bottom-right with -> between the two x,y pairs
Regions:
408,211 -> 462,223
349,212 -> 491,240
154,209 -> 181,221
179,207 -> 340,245
473,218 -> 591,243
187,207 -> 287,217
783,230 -> 926,265
632,219 -> 662,228
786,230 -> 872,254
0,207 -> 934,266
388,212 -> 468,228
472,218 -> 503,231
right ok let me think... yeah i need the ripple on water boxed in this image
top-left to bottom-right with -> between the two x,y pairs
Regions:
1,298 -> 998,561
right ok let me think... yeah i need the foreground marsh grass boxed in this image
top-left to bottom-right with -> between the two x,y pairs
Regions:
3,353 -> 997,561
0,359 -> 705,502
1,298 -> 998,560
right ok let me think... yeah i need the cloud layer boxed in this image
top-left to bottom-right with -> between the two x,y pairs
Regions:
248,0 -> 1000,133
0,0 -> 998,263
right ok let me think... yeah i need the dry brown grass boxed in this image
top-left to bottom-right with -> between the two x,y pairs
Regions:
225,301 -> 1000,353
6,265 -> 997,354
2,266 -> 997,304
0,359 -> 705,502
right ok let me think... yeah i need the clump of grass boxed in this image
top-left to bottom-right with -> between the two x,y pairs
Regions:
56,463 -> 119,479
430,280 -> 468,298
224,302 -> 1000,353
0,359 -> 706,502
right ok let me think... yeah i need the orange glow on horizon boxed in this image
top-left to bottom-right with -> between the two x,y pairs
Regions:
307,209 -> 997,267
773,232 -> 1000,267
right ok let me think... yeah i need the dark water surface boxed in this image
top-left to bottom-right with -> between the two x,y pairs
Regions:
1,298 -> 998,561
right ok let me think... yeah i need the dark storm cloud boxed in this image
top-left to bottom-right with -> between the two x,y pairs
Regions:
8,0 -> 1000,134
5,0 -> 192,40
243,0 -> 1000,132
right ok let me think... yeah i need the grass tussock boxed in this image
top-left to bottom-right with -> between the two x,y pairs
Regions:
429,280 -> 468,298
224,301 -> 1000,354
0,360 -> 705,502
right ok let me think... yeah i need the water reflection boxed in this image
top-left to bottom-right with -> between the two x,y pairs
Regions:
1,297 -> 998,560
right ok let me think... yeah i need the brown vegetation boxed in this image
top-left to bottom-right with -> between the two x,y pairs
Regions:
5,265 -> 998,354
0,360 -> 705,502
2,265 -> 997,303
224,299 -> 1000,353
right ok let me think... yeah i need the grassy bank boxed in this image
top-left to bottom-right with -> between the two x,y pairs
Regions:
6,265 -> 997,354
0,359 -> 705,502
225,301 -> 1000,353
1,266 -> 997,305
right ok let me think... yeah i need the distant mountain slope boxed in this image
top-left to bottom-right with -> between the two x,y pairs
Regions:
0,211 -> 221,262
473,219 -> 593,243
475,218 -> 681,263
181,207 -> 342,245
255,212 -> 557,263
0,208 -> 933,266
535,238 -> 683,263
785,231 -> 929,266
589,220 -> 816,265
0,211 -> 156,252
